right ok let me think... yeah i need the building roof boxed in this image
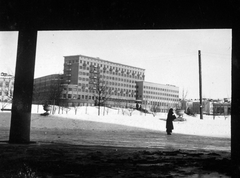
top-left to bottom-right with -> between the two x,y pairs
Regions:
34,74 -> 63,81
136,80 -> 179,89
64,54 -> 145,71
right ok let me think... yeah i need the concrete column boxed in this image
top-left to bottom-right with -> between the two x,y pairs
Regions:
9,30 -> 37,143
232,27 -> 240,176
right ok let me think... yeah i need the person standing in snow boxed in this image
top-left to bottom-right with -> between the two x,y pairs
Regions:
166,108 -> 176,135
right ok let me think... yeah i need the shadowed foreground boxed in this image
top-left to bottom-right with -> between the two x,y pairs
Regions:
0,143 -> 231,178
0,113 -> 231,177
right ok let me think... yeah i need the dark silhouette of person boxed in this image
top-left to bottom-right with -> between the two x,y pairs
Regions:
166,108 -> 176,135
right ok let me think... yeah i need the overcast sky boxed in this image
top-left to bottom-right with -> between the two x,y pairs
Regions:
0,29 -> 231,99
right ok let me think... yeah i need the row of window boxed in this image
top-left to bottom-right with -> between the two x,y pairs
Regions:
62,93 -> 135,100
66,87 -> 135,93
86,65 -> 143,74
63,94 -> 94,100
103,76 -> 136,83
68,90 -> 135,97
80,72 -> 138,84
142,100 -> 178,106
78,78 -> 136,88
143,85 -> 178,93
136,94 -> 178,101
94,75 -> 137,83
144,95 -> 178,101
78,66 -> 144,78
143,90 -> 178,98
65,89 -> 135,98
75,58 -> 143,73
64,92 -> 178,101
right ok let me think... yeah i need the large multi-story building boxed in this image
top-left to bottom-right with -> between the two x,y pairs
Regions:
61,55 -> 145,107
136,81 -> 179,112
33,54 -> 180,111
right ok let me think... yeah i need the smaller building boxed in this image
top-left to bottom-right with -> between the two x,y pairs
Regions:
136,81 -> 179,113
190,99 -> 231,115
33,74 -> 64,105
212,102 -> 231,115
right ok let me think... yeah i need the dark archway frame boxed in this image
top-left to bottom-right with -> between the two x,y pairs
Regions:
0,1 -> 239,176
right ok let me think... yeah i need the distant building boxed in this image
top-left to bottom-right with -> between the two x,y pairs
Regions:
0,74 -> 14,102
33,74 -> 64,105
33,54 -> 180,112
136,81 -> 179,112
212,102 -> 231,115
190,99 -> 231,115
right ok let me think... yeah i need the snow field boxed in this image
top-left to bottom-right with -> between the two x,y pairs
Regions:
29,104 -> 230,138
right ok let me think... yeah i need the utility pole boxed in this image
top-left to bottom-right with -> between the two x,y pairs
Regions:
198,50 -> 203,119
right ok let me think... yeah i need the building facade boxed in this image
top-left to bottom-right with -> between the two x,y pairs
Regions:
136,81 -> 179,112
61,55 -> 145,107
33,54 -> 180,111
191,100 -> 231,115
33,74 -> 63,105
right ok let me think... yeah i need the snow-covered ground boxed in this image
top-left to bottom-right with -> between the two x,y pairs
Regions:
32,104 -> 230,138
1,104 -> 231,138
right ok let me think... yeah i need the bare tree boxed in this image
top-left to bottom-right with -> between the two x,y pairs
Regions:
150,104 -> 160,117
142,95 -> 150,115
48,79 -> 63,114
126,101 -> 135,116
182,88 -> 188,100
90,65 -> 112,116
115,94 -> 124,114
32,85 -> 44,113
0,75 -> 14,111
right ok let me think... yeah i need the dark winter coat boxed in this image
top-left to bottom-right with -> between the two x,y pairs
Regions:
166,110 -> 176,131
